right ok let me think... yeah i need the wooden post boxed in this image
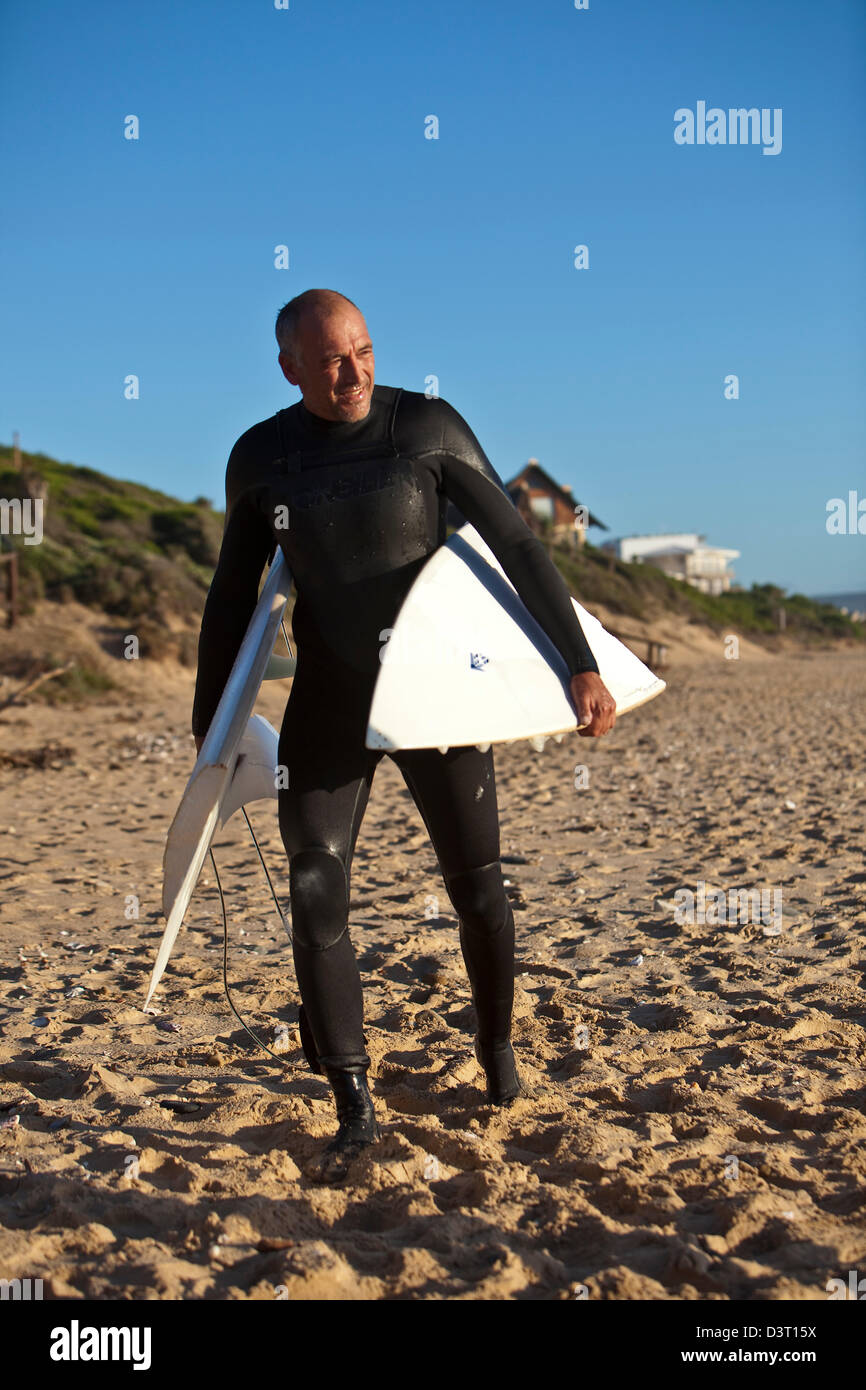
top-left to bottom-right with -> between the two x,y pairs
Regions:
8,551 -> 17,628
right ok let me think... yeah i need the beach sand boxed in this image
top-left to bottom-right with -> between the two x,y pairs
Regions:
0,612 -> 864,1301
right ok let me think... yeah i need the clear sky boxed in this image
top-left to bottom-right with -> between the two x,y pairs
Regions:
1,0 -> 864,595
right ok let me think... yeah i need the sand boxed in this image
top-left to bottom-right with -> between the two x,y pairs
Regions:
0,613 -> 864,1301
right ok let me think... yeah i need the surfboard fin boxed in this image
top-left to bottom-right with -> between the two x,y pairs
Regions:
263,653 -> 297,680
217,715 -> 280,827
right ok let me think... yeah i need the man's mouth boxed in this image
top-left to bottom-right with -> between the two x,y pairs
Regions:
339,386 -> 366,402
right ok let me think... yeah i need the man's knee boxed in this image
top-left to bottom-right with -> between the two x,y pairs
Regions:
289,848 -> 349,951
446,861 -> 510,937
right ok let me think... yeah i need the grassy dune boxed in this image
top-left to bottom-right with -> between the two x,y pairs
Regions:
0,444 -> 223,665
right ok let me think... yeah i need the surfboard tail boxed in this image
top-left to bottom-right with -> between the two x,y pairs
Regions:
146,767 -> 227,1006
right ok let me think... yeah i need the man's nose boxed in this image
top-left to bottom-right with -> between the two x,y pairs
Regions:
340,353 -> 366,384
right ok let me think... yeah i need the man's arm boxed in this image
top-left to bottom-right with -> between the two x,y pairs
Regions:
435,399 -> 615,737
191,446 -> 274,743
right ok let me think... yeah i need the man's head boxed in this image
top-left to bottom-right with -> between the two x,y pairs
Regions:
275,289 -> 374,422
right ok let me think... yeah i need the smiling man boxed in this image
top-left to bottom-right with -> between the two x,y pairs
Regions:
277,290 -> 375,421
192,288 -> 615,1182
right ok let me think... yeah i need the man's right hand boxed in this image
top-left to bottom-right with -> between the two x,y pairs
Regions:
569,670 -> 617,737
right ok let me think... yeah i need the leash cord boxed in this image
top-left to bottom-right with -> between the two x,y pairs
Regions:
210,812 -> 293,1071
241,807 -> 293,946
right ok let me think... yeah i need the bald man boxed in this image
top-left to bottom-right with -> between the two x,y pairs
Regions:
192,290 -> 615,1182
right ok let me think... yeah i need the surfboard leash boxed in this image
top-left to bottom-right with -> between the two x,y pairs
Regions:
241,807 -> 293,947
209,815 -> 295,1073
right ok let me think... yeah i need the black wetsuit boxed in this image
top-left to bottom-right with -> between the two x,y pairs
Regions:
192,386 -> 598,1070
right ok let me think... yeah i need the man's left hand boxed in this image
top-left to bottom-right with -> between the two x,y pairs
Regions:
569,671 -> 617,737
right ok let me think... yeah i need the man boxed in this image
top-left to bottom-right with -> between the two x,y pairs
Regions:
192,289 -> 615,1183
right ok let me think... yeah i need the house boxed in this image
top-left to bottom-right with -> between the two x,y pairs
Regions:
601,533 -> 740,596
504,459 -> 607,548
444,457 -> 606,547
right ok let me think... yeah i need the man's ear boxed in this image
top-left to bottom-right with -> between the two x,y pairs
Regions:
278,350 -> 301,386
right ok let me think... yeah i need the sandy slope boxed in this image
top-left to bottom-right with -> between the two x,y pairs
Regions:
0,625 -> 864,1301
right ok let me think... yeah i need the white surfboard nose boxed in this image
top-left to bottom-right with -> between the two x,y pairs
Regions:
218,714 -> 281,826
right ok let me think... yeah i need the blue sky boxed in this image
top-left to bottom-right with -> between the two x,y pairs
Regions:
1,0 -> 864,596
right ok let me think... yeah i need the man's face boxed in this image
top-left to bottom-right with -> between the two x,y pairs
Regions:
279,304 -> 375,422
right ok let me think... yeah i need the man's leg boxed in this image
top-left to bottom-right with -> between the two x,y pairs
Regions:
390,744 -> 522,1103
278,657 -> 382,1172
281,775 -> 373,1067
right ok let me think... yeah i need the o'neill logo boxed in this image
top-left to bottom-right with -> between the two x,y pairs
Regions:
49,1320 -> 152,1371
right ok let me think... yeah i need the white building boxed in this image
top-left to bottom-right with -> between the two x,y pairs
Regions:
601,533 -> 740,596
